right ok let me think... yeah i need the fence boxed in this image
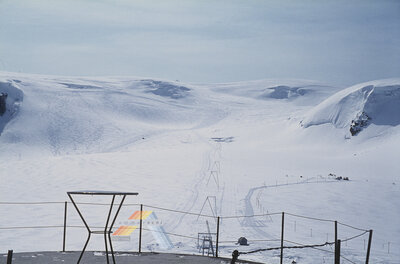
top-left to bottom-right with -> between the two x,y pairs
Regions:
0,200 -> 391,264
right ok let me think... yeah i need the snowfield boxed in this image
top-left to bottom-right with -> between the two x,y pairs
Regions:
0,72 -> 399,264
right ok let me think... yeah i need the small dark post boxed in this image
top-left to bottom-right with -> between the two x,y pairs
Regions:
280,212 -> 284,264
7,250 -> 13,264
366,230 -> 373,264
231,250 -> 239,264
63,201 -> 68,252
335,239 -> 341,264
139,204 -> 143,253
334,220 -> 338,264
216,216 -> 220,258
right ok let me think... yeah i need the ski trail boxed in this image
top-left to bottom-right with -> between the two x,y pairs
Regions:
242,178 -> 342,239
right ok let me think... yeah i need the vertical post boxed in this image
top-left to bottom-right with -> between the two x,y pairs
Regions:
139,204 -> 143,253
63,201 -> 67,252
216,216 -> 220,258
7,250 -> 13,264
280,212 -> 284,264
366,230 -> 373,264
335,221 -> 338,243
335,239 -> 341,264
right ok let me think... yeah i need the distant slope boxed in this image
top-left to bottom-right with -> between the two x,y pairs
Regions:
0,73 -> 221,156
208,79 -> 340,105
301,79 -> 400,136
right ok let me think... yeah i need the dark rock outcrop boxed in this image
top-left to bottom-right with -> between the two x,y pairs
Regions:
0,93 -> 7,116
350,112 -> 371,136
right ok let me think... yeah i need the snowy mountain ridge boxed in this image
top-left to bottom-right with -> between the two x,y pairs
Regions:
1,72 -> 399,264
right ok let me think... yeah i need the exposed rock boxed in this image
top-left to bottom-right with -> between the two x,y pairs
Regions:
350,112 -> 371,136
0,93 -> 7,116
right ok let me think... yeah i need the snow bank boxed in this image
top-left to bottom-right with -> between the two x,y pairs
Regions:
301,79 -> 400,135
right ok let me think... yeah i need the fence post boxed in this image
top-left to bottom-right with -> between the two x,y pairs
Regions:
335,221 -> 337,243
280,212 -> 284,264
63,201 -> 67,252
139,204 -> 143,253
366,230 -> 373,264
216,216 -> 220,258
7,250 -> 13,264
335,239 -> 341,264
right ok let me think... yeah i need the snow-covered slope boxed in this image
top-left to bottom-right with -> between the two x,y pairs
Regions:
0,72 -> 399,264
301,79 -> 400,136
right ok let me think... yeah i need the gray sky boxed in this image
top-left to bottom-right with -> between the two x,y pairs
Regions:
0,0 -> 399,86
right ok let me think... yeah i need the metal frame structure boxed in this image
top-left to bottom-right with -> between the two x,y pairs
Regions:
67,191 -> 138,264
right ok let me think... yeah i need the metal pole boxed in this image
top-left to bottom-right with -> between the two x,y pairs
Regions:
216,216 -> 220,258
63,201 -> 67,252
280,212 -> 284,264
109,195 -> 126,264
104,195 -> 116,264
68,193 -> 91,264
7,250 -> 13,264
335,220 -> 338,264
335,239 -> 341,264
139,204 -> 143,253
335,221 -> 338,243
366,230 -> 373,264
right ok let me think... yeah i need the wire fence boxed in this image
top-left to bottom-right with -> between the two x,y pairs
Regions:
0,200 -> 386,263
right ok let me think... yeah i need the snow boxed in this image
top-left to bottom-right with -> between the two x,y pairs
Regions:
0,72 -> 399,263
301,79 -> 400,136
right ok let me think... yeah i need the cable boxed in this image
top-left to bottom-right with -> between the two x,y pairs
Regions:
221,212 -> 281,219
143,204 -> 216,218
142,227 -> 198,240
219,239 -> 280,243
0,202 -> 64,205
284,239 -> 335,254
239,240 -> 335,255
0,225 -> 64,229
341,230 -> 369,243
285,212 -> 334,223
338,221 -> 368,232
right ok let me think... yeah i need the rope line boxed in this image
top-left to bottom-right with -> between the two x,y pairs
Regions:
141,227 -> 198,240
341,230 -> 369,243
285,212 -> 334,223
239,241 -> 335,255
338,221 -> 369,232
143,204 -> 216,218
221,212 -> 281,219
219,239 -> 280,243
284,239 -> 335,254
0,201 -> 369,232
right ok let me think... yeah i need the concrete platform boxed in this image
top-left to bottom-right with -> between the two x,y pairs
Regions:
2,251 -> 263,264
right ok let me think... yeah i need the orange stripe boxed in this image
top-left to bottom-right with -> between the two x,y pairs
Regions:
113,226 -> 126,236
129,211 -> 140,220
142,211 -> 153,219
128,211 -> 153,220
122,226 -> 137,235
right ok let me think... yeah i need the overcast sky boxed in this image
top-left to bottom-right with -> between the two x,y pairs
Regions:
0,0 -> 399,86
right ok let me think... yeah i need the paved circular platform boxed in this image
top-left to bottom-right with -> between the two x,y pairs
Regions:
2,251 -> 263,263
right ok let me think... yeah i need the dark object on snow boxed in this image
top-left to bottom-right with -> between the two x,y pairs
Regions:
292,261 -> 297,264
231,250 -> 239,264
237,237 -> 249,246
0,93 -> 7,116
7,250 -> 13,264
336,176 -> 343,180
350,112 -> 371,136
343,177 -> 349,181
